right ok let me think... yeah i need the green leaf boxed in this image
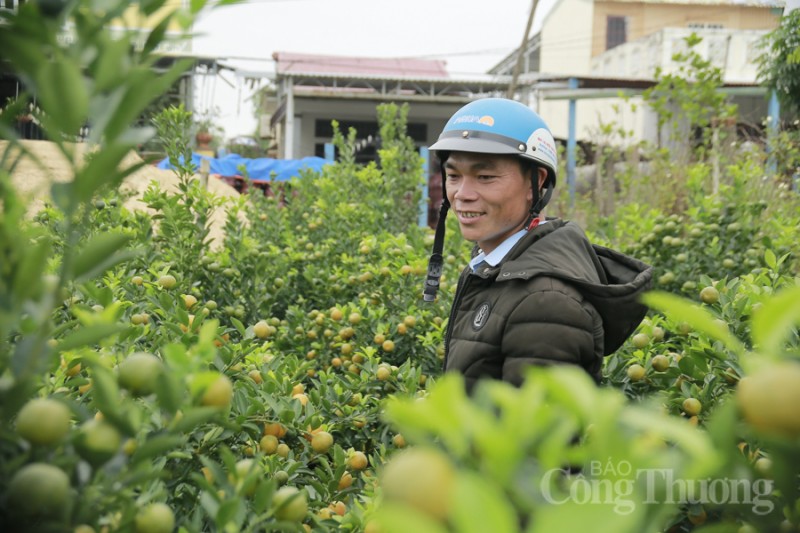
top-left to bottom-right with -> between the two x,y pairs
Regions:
751,285 -> 800,358
375,502 -> 449,533
155,370 -> 184,415
50,182 -> 72,213
11,235 -> 52,301
678,355 -> 696,375
199,492 -> 220,522
198,319 -> 220,346
36,58 -> 88,134
10,337 -> 50,378
384,375 -> 473,457
73,146 -> 141,204
162,343 -> 190,372
231,317 -> 246,336
764,248 -> 777,271
450,471 -> 516,533
620,405 -> 719,479
141,13 -> 172,56
169,406 -> 224,433
93,35 -> 131,92
529,499 -> 642,533
540,366 -> 598,419
90,364 -> 122,418
72,232 -> 133,281
642,291 -> 745,356
0,33 -> 47,85
103,59 -> 193,142
138,0 -> 168,16
57,323 -> 128,351
130,433 -> 186,464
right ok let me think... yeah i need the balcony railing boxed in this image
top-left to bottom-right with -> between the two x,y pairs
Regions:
591,27 -> 769,84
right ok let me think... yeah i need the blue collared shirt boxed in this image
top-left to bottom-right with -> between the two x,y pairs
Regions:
468,220 -> 548,272
469,228 -> 528,272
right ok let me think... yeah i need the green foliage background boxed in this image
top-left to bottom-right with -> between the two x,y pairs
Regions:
1,2 -> 800,533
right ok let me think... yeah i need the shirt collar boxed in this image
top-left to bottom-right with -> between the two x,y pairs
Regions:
469,228 -> 528,272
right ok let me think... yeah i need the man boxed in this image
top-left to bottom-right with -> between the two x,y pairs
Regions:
422,98 -> 652,392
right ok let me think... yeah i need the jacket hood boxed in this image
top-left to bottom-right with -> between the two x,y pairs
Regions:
484,219 -> 653,355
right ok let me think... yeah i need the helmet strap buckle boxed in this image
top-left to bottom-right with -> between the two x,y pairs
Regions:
525,216 -> 541,231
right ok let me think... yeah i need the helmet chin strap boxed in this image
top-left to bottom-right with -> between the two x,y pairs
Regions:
423,198 -> 449,302
423,161 -> 450,302
524,165 -> 552,230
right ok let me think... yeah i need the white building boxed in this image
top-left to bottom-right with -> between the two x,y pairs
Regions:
491,0 -> 784,146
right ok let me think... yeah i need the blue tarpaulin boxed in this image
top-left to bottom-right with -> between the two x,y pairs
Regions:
157,153 -> 329,182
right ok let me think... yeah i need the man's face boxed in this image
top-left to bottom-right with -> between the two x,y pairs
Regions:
444,151 -> 543,255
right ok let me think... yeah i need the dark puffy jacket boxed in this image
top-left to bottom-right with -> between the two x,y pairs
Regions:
443,219 -> 652,391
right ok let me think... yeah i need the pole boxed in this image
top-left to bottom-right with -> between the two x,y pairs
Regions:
200,158 -> 210,190
285,78 -> 295,159
767,90 -> 780,175
418,147 -> 430,227
324,143 -> 335,162
567,77 -> 578,209
507,0 -> 540,99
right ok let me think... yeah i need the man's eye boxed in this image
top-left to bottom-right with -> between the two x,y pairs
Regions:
478,175 -> 495,180
445,174 -> 460,180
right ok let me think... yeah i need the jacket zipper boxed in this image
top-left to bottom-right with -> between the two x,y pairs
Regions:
443,267 -> 472,370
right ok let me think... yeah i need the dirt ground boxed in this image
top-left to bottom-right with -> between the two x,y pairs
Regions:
1,140 -> 242,249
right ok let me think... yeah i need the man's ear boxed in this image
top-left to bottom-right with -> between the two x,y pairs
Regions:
537,167 -> 548,190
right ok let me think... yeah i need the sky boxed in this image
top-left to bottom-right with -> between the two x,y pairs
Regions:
191,0 -> 554,139
189,0 -> 794,140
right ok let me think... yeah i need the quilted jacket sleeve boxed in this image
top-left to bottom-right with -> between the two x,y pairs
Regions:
501,277 -> 604,386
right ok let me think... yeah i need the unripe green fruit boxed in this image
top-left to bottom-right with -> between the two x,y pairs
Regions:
134,502 -> 175,533
699,286 -> 720,305
631,333 -> 649,349
16,398 -> 71,446
157,275 -> 177,289
272,486 -> 308,522
682,398 -> 702,416
381,448 -> 455,521
118,352 -> 163,396
8,463 -> 72,521
627,364 -> 646,382
201,375 -> 233,407
74,419 -> 121,466
651,354 -> 670,372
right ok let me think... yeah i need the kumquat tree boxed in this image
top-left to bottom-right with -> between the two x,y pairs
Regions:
1,1 -> 799,532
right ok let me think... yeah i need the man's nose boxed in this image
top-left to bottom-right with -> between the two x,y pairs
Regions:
453,178 -> 477,201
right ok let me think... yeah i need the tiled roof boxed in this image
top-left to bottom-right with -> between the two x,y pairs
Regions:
272,52 -> 449,78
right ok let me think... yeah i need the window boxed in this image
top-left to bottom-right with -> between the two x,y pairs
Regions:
314,119 -> 427,164
606,16 -> 628,51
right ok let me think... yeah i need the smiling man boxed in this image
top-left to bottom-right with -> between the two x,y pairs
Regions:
423,98 -> 653,392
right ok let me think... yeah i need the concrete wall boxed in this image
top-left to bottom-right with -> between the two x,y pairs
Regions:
538,90 -> 770,153
538,21 -> 776,147
592,1 -> 781,57
592,27 -> 772,82
540,0 -> 596,75
536,94 -> 647,149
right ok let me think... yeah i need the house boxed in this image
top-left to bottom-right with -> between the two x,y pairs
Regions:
490,0 -> 784,146
0,0 -> 211,141
260,52 -> 510,161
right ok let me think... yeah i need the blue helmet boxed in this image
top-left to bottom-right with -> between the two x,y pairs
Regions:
429,97 -> 558,188
422,98 -> 558,302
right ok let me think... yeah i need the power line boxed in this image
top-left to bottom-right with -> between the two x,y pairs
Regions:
201,4 -> 776,76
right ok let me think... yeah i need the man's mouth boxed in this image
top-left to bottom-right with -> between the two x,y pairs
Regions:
457,210 -> 485,220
